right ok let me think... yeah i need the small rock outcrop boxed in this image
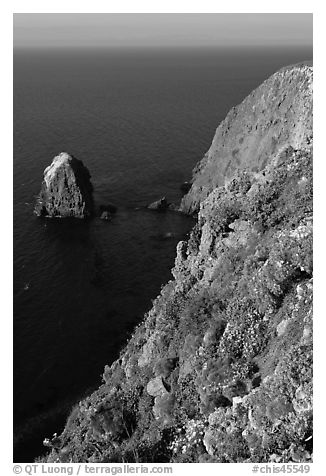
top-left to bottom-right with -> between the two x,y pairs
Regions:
99,211 -> 111,221
148,196 -> 169,211
98,203 -> 117,221
34,152 -> 93,218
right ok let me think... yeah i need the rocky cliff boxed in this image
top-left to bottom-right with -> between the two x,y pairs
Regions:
41,63 -> 313,464
34,152 -> 93,218
181,62 -> 312,214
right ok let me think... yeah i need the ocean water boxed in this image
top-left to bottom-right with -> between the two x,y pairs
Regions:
13,46 -> 312,461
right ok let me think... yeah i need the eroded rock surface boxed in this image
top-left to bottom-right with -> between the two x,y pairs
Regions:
34,152 -> 93,218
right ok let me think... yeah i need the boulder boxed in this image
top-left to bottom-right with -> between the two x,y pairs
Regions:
34,152 -> 93,218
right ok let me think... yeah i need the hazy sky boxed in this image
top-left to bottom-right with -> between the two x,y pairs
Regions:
13,13 -> 313,49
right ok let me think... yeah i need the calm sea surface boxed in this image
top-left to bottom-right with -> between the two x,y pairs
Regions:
13,46 -> 312,461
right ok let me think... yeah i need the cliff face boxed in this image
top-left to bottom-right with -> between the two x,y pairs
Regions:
42,64 -> 313,464
34,152 -> 93,218
180,63 -> 312,214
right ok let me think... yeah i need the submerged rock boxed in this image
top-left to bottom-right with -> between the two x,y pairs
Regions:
150,232 -> 176,241
34,152 -> 93,218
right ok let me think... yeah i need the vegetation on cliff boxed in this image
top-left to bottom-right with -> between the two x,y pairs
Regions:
41,64 -> 313,463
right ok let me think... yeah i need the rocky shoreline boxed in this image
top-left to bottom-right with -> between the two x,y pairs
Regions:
40,63 -> 313,463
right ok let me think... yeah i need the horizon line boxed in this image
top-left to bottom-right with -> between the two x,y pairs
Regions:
13,43 -> 313,51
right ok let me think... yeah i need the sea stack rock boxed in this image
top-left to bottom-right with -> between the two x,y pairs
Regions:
34,152 -> 93,218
